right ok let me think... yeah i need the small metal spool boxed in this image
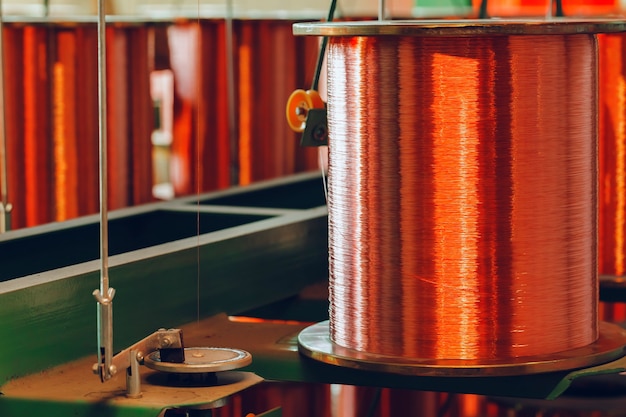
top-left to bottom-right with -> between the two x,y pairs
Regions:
144,347 -> 252,374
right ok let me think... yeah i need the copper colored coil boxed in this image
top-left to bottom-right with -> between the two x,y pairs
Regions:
599,33 -> 626,278
327,34 -> 598,361
598,34 -> 626,323
23,26 -> 50,227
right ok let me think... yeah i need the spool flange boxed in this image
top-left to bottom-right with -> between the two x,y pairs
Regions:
293,19 -> 626,37
298,321 -> 626,377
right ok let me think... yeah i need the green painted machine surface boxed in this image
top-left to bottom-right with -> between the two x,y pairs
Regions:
0,173 -> 328,416
0,398 -> 163,417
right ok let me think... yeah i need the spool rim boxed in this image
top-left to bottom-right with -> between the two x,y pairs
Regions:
298,321 -> 626,377
293,19 -> 626,37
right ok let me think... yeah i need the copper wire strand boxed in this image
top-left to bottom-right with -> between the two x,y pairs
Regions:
327,34 -> 598,361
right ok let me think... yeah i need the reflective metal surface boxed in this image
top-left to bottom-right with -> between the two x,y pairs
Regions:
293,19 -> 626,36
298,321 -> 626,377
145,347 -> 252,373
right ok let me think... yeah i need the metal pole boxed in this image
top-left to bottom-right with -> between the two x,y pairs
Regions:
0,0 -> 12,234
226,0 -> 238,185
92,0 -> 115,382
378,0 -> 386,20
97,0 -> 108,294
547,0 -> 553,17
546,0 -> 564,17
126,350 -> 142,398
311,0 -> 337,92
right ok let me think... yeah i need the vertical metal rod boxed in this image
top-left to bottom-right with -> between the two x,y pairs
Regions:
555,0 -> 563,16
546,0 -> 564,17
478,0 -> 489,18
126,350 -> 142,398
378,0 -> 386,20
196,0 -> 202,324
98,0 -> 108,295
546,0 -> 553,17
225,0 -> 238,185
311,0 -> 336,92
93,0 -> 115,382
0,0 -> 11,234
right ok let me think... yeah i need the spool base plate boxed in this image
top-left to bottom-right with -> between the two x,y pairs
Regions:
298,321 -> 626,377
144,347 -> 252,374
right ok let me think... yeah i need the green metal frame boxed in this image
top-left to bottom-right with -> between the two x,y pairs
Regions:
0,173 -> 328,416
0,398 -> 163,417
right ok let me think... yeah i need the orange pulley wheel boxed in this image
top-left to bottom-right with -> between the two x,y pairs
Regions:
286,89 -> 324,132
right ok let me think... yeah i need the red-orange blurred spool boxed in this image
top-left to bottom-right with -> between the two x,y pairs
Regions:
598,33 -> 626,323
599,33 -> 626,279
472,0 -> 620,18
1,22 -> 155,229
327,34 -> 598,361
0,19 -> 319,230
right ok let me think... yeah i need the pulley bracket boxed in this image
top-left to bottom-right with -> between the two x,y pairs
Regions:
92,328 -> 185,398
93,328 -> 252,399
300,108 -> 328,147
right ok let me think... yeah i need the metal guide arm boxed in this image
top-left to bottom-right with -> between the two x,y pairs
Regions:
93,288 -> 116,381
92,328 -> 185,397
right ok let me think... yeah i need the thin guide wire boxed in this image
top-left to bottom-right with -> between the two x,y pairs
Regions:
196,0 -> 203,323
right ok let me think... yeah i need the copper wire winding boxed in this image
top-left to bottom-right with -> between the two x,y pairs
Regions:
327,34 -> 598,361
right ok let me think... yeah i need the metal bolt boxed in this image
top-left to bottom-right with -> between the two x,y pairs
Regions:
296,106 -> 307,117
161,338 -> 171,347
313,125 -> 327,141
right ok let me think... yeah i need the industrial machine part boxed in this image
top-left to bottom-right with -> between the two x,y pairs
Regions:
285,0 -> 335,147
95,328 -> 186,397
88,2 -> 255,406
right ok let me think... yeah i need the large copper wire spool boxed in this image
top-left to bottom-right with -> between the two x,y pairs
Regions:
297,20 -> 626,376
328,31 -> 598,361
